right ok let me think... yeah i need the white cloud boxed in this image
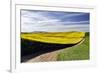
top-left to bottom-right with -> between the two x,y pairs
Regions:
21,10 -> 89,32
59,13 -> 87,19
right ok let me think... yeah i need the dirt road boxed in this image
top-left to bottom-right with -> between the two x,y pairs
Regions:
22,49 -> 63,63
22,38 -> 85,63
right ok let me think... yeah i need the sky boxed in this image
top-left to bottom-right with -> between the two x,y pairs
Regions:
21,10 -> 90,32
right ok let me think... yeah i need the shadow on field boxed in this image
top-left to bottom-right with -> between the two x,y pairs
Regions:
21,39 -> 79,62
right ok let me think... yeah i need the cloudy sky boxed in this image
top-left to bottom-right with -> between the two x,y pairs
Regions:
21,10 -> 90,32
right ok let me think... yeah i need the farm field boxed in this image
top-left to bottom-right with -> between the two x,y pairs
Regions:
21,32 -> 85,44
21,32 -> 90,62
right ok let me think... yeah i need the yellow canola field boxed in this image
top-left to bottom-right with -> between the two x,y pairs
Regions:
21,32 -> 85,44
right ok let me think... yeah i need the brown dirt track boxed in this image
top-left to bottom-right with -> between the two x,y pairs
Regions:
21,38 -> 84,63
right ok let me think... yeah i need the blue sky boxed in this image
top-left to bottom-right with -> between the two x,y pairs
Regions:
21,10 -> 90,32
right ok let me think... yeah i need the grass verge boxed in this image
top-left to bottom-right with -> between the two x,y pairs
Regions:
57,32 -> 89,61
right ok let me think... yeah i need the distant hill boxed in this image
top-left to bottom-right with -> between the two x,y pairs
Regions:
21,31 -> 85,34
21,31 -> 48,34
